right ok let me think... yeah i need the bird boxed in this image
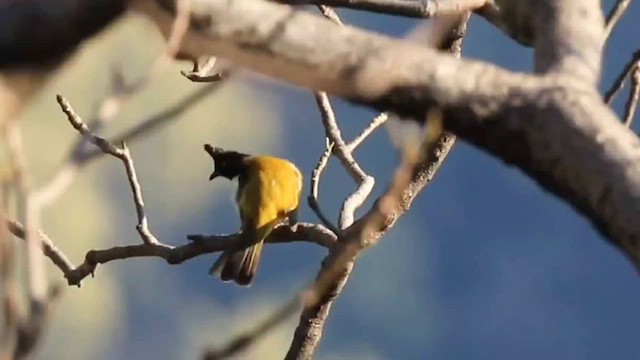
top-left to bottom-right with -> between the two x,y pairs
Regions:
203,144 -> 302,286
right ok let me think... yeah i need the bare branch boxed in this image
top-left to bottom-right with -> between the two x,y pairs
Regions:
308,140 -> 339,234
56,95 -> 160,246
316,5 -> 343,25
313,94 -> 367,183
285,15 -> 469,359
134,0 -> 640,268
80,81 -> 225,163
605,50 -> 640,104
6,219 -> 334,286
623,67 -> 640,127
278,0 -> 487,18
347,112 -> 388,150
181,57 -> 230,82
532,1 -> 604,85
604,0 -> 633,40
5,219 -> 75,276
313,93 -> 374,228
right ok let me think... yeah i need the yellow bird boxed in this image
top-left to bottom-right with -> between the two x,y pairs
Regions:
203,144 -> 302,285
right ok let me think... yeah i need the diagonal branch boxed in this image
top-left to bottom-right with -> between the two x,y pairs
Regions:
347,112 -> 388,151
313,93 -> 375,229
605,50 -> 640,105
307,139 -> 339,234
56,95 -> 161,246
604,0 -> 633,40
623,67 -> 640,127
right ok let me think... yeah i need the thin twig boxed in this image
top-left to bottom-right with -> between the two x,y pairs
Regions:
181,57 -> 231,82
56,95 -> 160,246
605,0 -> 633,40
313,93 -> 374,229
308,139 -> 339,234
347,112 -> 388,151
5,219 -> 75,276
277,0 -> 487,18
604,49 -> 640,104
313,94 -> 367,183
316,5 -> 343,25
308,112 -> 388,235
79,81 -> 225,164
623,67 -> 640,127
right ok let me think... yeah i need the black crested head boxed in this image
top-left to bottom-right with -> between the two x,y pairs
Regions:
203,144 -> 249,180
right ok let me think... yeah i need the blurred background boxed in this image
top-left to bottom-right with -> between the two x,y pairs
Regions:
4,1 -> 640,359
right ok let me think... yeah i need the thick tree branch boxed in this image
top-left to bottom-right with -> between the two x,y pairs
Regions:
134,0 -> 640,271
0,0 -> 127,70
532,1 -> 604,85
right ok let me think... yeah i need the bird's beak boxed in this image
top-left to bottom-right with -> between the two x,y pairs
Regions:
209,171 -> 219,181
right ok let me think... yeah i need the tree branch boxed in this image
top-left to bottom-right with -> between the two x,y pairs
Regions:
623,67 -> 640,127
6,218 -> 334,286
532,0 -> 604,85
307,139 -> 339,234
605,49 -> 640,105
134,0 -> 640,271
284,14 -> 468,359
604,0 -> 633,40
313,93 -> 375,229
56,94 -> 162,246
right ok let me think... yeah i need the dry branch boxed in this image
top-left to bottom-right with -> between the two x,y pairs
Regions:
623,67 -> 640,127
133,0 -> 640,272
605,0 -> 633,39
6,218 -> 334,286
605,50 -> 640,104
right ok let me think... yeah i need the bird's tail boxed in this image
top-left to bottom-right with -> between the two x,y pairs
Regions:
209,242 -> 264,286
209,222 -> 275,286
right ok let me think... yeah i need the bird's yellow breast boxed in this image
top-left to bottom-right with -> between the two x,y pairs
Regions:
237,156 -> 302,229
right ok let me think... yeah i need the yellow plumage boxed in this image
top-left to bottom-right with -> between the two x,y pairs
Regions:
203,145 -> 302,285
237,156 -> 302,231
